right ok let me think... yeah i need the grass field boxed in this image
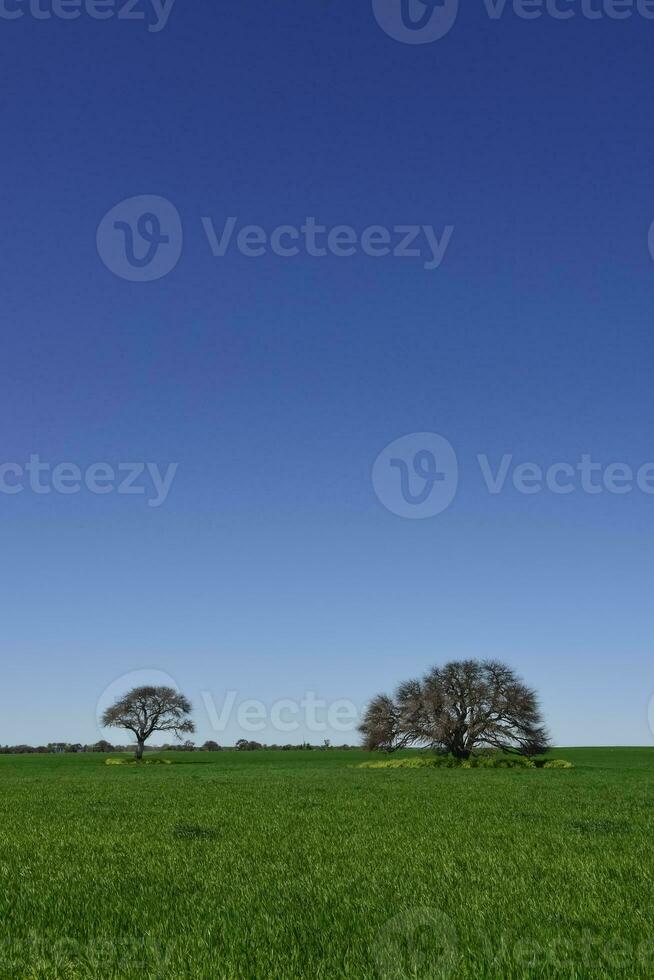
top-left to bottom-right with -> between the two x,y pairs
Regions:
1,747 -> 653,978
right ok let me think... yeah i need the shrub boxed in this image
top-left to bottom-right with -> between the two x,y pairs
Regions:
358,757 -> 437,770
489,756 -> 535,769
543,759 -> 573,769
431,755 -> 461,768
358,754 -> 537,770
105,758 -> 172,766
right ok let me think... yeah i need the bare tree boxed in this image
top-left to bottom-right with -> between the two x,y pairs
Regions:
359,660 -> 550,759
101,685 -> 195,760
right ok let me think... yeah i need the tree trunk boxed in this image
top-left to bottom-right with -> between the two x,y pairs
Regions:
449,732 -> 470,759
135,739 -> 145,761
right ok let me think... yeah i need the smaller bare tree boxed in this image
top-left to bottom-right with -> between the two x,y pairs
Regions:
101,685 -> 195,760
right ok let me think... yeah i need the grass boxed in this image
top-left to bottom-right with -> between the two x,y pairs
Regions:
0,747 -> 653,978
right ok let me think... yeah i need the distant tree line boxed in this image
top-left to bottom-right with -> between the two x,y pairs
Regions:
233,739 -> 351,751
0,741 -> 134,755
0,739 -> 356,755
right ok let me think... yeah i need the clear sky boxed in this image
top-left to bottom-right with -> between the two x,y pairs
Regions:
2,1 -> 654,747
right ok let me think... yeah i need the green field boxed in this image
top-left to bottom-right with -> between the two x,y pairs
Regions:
1,747 -> 653,978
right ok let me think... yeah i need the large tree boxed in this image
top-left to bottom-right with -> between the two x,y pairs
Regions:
359,660 -> 550,759
101,685 -> 195,760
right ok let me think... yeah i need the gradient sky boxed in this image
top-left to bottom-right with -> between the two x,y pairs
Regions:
2,1 -> 654,747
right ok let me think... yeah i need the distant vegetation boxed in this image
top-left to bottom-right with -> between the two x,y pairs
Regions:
0,740 -> 357,755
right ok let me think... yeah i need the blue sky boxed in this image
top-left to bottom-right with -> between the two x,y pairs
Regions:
2,1 -> 654,747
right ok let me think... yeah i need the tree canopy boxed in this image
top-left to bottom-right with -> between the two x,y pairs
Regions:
101,685 -> 195,760
359,659 -> 550,759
